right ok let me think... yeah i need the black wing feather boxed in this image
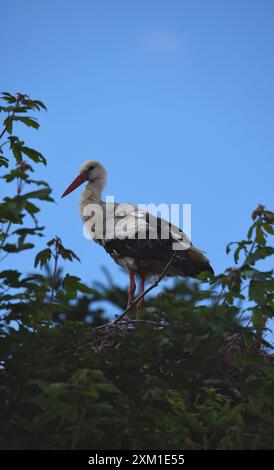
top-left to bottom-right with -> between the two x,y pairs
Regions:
104,215 -> 214,276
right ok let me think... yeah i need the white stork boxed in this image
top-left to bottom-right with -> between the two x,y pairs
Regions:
62,160 -> 213,310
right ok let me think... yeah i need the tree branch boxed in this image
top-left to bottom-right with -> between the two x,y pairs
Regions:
112,253 -> 177,324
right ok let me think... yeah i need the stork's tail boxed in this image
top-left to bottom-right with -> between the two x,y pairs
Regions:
174,246 -> 214,277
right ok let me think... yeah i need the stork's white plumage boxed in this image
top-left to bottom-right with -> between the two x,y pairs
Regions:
62,160 -> 213,310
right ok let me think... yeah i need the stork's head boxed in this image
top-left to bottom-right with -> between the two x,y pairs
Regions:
61,160 -> 107,198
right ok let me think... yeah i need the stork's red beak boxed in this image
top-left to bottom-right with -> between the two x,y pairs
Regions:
61,172 -> 89,198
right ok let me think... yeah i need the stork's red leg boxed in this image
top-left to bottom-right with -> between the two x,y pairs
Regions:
137,276 -> 145,309
127,269 -> 136,311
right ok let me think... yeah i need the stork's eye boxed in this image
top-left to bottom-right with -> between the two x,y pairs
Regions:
88,165 -> 95,171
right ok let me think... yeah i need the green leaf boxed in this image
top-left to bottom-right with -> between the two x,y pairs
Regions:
248,280 -> 274,304
23,201 -> 40,224
234,246 -> 241,264
0,156 -> 9,167
0,197 -> 26,223
246,247 -> 274,265
63,275 -> 93,294
4,116 -> 13,134
247,223 -> 256,240
23,188 -> 53,202
14,116 -> 40,130
21,146 -> 46,165
255,226 -> 266,246
2,242 -> 34,253
1,92 -> 17,103
0,269 -> 21,287
232,354 -> 267,368
34,248 -> 52,268
33,100 -> 47,111
9,136 -> 23,161
264,224 -> 274,236
57,245 -> 80,263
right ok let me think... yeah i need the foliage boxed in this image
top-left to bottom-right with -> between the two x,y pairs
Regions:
0,92 -> 274,450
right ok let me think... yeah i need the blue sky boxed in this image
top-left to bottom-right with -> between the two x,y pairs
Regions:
1,1 -> 274,301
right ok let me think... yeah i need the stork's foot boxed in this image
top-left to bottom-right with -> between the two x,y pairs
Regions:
121,314 -> 131,323
125,304 -> 133,318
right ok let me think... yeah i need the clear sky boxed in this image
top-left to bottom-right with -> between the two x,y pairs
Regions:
1,1 -> 274,297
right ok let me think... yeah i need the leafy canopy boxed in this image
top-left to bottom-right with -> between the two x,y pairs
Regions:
0,92 -> 274,450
